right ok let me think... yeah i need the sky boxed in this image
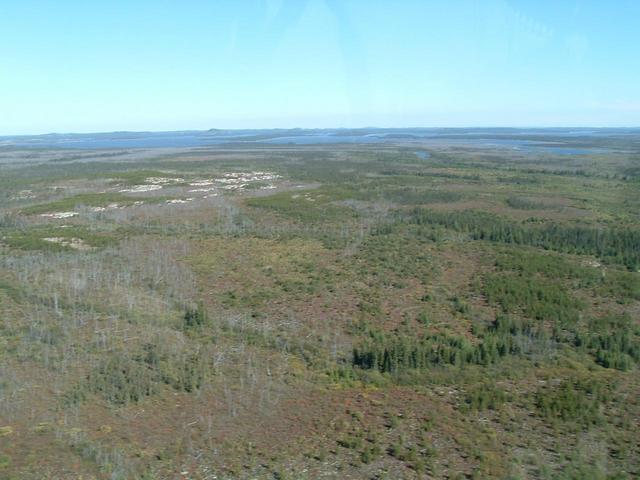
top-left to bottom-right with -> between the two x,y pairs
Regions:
1,0 -> 639,134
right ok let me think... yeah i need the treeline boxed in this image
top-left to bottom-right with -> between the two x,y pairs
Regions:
353,331 -> 484,372
404,209 -> 640,270
352,316 -> 547,374
352,312 -> 640,375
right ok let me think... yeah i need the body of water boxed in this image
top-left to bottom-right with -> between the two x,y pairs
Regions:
0,128 -> 629,153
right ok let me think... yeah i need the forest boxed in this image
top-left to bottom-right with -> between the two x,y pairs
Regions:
0,133 -> 639,479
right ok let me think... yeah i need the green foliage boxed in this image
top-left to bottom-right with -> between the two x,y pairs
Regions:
246,191 -> 357,224
87,354 -> 159,405
360,446 -> 375,464
0,454 -> 11,470
2,225 -> 117,252
535,377 -> 610,426
21,193 -> 141,215
352,308 -> 639,380
381,187 -> 463,205
183,302 -> 209,329
142,343 -> 207,393
416,310 -> 430,326
595,269 -> 640,302
337,434 -> 363,450
576,315 -> 640,371
451,295 -> 470,314
354,228 -> 435,282
494,249 -> 588,279
352,327 -> 506,374
483,273 -> 582,325
388,442 -> 419,463
406,209 -> 640,270
76,343 -> 210,406
506,196 -> 556,210
388,442 -> 403,458
462,382 -> 508,411
494,249 -> 640,302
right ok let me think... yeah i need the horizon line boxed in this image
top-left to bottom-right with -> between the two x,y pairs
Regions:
3,125 -> 640,138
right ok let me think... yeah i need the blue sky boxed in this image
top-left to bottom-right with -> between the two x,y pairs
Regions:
1,0 -> 639,134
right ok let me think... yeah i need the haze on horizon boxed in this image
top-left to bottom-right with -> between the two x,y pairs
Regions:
2,0 -> 639,135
